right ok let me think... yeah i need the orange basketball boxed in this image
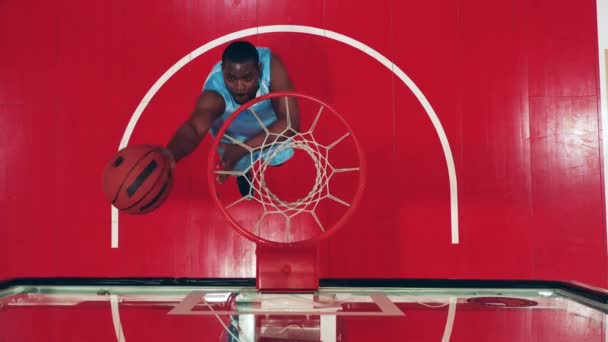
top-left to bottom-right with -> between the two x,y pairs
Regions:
102,145 -> 174,214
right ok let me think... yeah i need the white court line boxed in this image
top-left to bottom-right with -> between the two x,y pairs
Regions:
597,0 -> 608,271
111,25 -> 459,247
321,315 -> 337,342
441,297 -> 457,342
110,295 -> 126,342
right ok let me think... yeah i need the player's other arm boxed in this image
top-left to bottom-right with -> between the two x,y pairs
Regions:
241,53 -> 301,150
165,91 -> 225,162
269,53 -> 300,134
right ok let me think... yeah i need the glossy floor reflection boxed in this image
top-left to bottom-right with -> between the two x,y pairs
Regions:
0,281 -> 606,341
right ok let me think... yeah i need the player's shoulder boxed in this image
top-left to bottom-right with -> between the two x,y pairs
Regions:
203,58 -> 227,91
195,90 -> 226,119
201,71 -> 228,109
256,46 -> 271,55
256,47 -> 273,64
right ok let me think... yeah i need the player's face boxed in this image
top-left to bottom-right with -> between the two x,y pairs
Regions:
222,60 -> 260,104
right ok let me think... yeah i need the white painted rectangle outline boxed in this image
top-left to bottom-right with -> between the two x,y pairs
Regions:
168,290 -> 404,316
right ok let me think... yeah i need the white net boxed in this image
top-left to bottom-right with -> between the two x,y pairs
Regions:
213,96 -> 363,243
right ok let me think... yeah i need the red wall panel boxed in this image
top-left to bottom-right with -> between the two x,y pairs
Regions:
530,96 -> 605,284
457,0 -> 535,278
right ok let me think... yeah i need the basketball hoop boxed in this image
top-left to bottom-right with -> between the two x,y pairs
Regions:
207,91 -> 366,290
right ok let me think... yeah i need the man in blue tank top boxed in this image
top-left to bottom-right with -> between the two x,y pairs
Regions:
165,41 -> 299,197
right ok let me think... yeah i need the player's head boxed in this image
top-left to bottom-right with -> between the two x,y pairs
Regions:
221,41 -> 261,104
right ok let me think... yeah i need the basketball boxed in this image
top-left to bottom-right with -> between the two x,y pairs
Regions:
102,144 -> 174,214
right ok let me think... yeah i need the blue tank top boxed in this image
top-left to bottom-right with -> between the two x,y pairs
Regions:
203,47 -> 276,142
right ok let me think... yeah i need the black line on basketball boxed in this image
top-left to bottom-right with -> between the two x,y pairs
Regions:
112,148 -> 157,204
113,156 -> 124,167
122,158 -> 170,211
139,180 -> 170,212
126,160 -> 158,197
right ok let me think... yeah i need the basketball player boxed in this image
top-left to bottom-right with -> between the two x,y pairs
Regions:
164,41 -> 300,196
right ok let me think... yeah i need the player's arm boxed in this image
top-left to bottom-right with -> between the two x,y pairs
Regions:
165,91 -> 225,162
268,52 -> 300,134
